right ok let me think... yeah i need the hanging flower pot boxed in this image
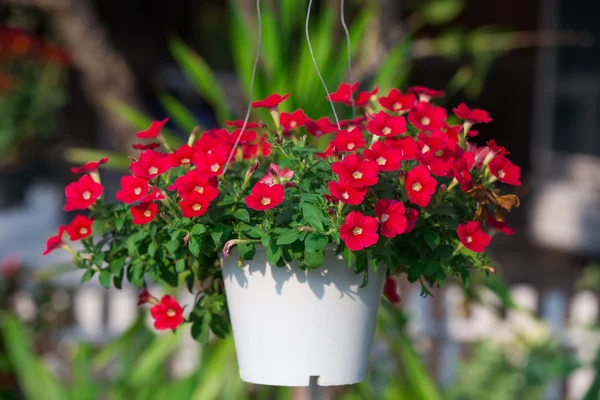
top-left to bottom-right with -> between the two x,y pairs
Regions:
43,83 -> 521,386
221,245 -> 386,386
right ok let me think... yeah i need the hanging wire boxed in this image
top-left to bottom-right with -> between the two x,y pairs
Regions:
306,0 -> 341,130
340,0 -> 356,118
223,0 -> 262,173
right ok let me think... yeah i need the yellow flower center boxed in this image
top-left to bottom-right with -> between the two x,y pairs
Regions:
381,214 -> 389,223
192,203 -> 202,211
498,169 -> 506,179
143,210 -> 152,217
194,186 -> 204,194
393,102 -> 402,110
79,228 -> 88,235
412,182 -> 422,192
466,236 -> 473,243
382,127 -> 391,135
261,197 -> 271,206
422,144 -> 431,154
352,227 -> 363,235
166,309 -> 176,317
376,156 -> 386,166
421,117 -> 431,126
210,163 -> 220,172
133,187 -> 141,195
347,142 -> 355,150
181,158 -> 190,164
82,191 -> 91,200
342,192 -> 350,200
290,120 -> 297,128
352,171 -> 363,179
148,166 -> 158,175
316,130 -> 322,136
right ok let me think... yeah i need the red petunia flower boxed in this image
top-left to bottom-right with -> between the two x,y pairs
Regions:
136,118 -> 169,139
383,276 -> 401,304
130,202 -> 158,225
375,199 -> 407,238
332,154 -> 379,188
316,141 -> 336,159
192,144 -> 230,177
363,141 -> 403,172
191,129 -> 228,153
332,128 -> 366,152
116,175 -> 149,204
130,150 -> 170,180
340,116 -> 368,130
280,109 -> 309,131
228,129 -> 257,145
367,111 -> 407,137
260,134 -> 272,157
489,155 -> 521,186
42,226 -> 66,256
354,87 -> 379,107
64,175 -> 103,211
487,214 -> 515,235
169,144 -> 197,167
407,86 -> 445,102
65,215 -> 93,241
340,211 -> 379,251
225,120 -> 261,129
179,191 -> 211,218
487,139 -> 510,156
457,221 -> 491,253
168,170 -> 219,201
252,93 -> 290,109
405,165 -> 437,207
245,183 -> 285,211
328,181 -> 367,205
408,102 -> 447,131
150,295 -> 184,331
137,287 -> 151,306
404,208 -> 418,234
305,117 -> 338,137
140,186 -> 165,203
384,137 -> 418,161
132,142 -> 161,151
378,89 -> 416,112
450,156 -> 474,192
71,157 -> 108,174
327,82 -> 358,104
453,103 -> 492,124
258,163 -> 294,186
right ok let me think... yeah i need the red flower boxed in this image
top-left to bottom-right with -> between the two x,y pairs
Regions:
140,186 -> 165,203
280,109 -> 309,131
130,150 -> 170,180
487,139 -> 509,156
137,287 -> 151,306
245,183 -> 285,211
192,144 -> 230,177
489,155 -> 521,186
332,154 -> 379,188
136,118 -> 169,139
258,163 -> 294,186
116,176 -> 149,204
168,170 -> 219,201
305,117 -> 338,137
375,199 -> 407,238
332,128 -> 365,152
251,93 -> 290,109
228,129 -> 257,145
65,215 -> 93,241
64,175 -> 103,211
487,214 -> 515,235
407,86 -> 445,101
453,103 -> 492,124
384,137 -> 418,161
354,87 -> 379,107
169,144 -> 197,167
225,120 -> 261,129
327,82 -> 358,104
457,221 -> 491,253
378,89 -> 416,112
340,211 -> 379,251
316,142 -> 336,159
130,202 -> 158,225
132,142 -> 161,151
363,141 -> 403,172
404,208 -> 418,233
383,277 -> 401,304
328,181 -> 367,205
179,191 -> 211,218
42,226 -> 66,256
408,102 -> 447,131
192,129 -> 228,153
367,111 -> 407,137
405,166 -> 437,207
260,134 -> 272,157
340,116 -> 367,129
71,158 -> 108,174
150,295 -> 184,331
451,156 -> 474,191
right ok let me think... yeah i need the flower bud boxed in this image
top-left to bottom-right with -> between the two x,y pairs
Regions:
297,226 -> 315,232
187,126 -> 200,146
243,161 -> 259,186
482,265 -> 496,274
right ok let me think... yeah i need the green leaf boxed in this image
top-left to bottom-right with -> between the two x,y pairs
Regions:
233,209 -> 250,223
175,259 -> 186,273
302,203 -> 325,231
291,146 -> 320,153
109,256 -> 126,275
148,241 -> 158,258
276,229 -> 300,245
158,92 -> 202,133
240,223 -> 263,239
211,225 -> 232,248
261,234 -> 271,248
210,315 -> 230,339
169,37 -> 232,123
424,230 -> 441,250
237,242 -> 256,260
305,233 -> 328,252
191,224 -> 207,235
80,269 -> 95,283
304,250 -> 324,268
267,241 -> 281,265
189,237 -> 201,257
191,317 -> 211,344
342,247 -> 356,268
422,0 -> 465,25
99,269 -> 111,289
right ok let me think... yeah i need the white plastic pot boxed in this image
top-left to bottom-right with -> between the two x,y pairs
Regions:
221,246 -> 386,387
